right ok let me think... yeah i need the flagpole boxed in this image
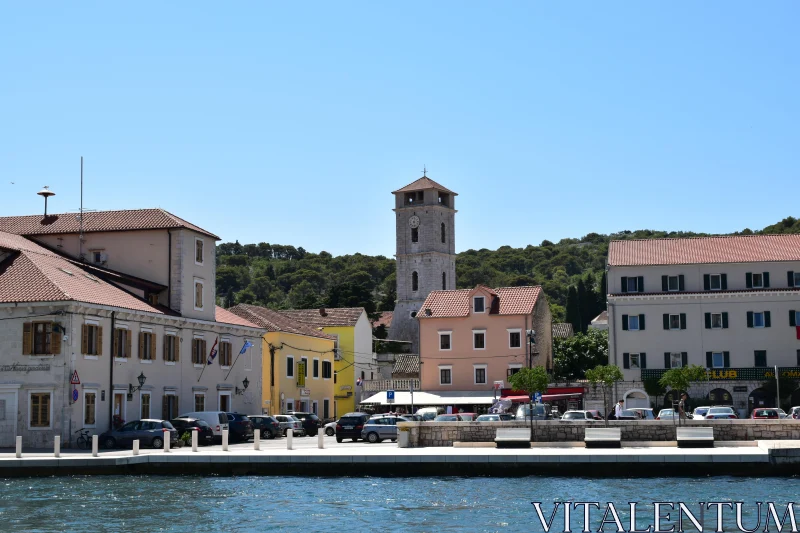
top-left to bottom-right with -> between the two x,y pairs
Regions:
197,337 -> 219,383
224,340 -> 253,381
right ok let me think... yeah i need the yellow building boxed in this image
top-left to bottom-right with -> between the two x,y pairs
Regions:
281,308 -> 373,418
228,305 -> 335,419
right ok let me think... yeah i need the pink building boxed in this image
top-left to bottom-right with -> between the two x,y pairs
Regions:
418,285 -> 553,396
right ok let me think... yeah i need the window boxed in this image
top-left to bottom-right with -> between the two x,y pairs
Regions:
754,350 -> 767,367
33,322 -> 53,355
191,337 -> 206,365
323,399 -> 330,419
507,365 -> 522,378
411,227 -> 419,243
322,360 -> 332,379
286,400 -> 294,412
312,401 -> 318,415
287,356 -> 294,378
219,341 -> 232,366
627,278 -> 639,292
753,312 -> 765,328
141,393 -> 151,419
91,249 -> 105,264
473,330 -> 486,350
439,366 -> 452,385
412,271 -> 418,292
793,311 -> 800,327
82,323 -> 101,356
710,274 -> 722,290
23,322 -> 60,356
218,393 -> 230,412
164,334 -> 178,362
313,358 -> 319,379
508,330 -> 521,349
194,394 -> 205,412
139,331 -> 154,361
29,392 -> 51,428
442,272 -> 446,290
628,315 -> 640,331
195,238 -> 204,265
114,327 -> 131,359
667,276 -> 679,291
711,313 -> 723,329
629,353 -> 641,369
712,352 -> 724,368
441,222 -> 446,243
669,314 -> 681,330
439,332 -> 451,351
474,296 -> 485,313
795,272 -> 800,287
194,279 -> 204,310
752,273 -> 763,288
301,357 -> 308,377
621,276 -> 644,293
84,391 -> 96,426
670,353 -> 683,369
474,365 -> 487,385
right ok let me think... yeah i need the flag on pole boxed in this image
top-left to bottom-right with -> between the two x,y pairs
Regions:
206,338 -> 219,365
239,340 -> 254,355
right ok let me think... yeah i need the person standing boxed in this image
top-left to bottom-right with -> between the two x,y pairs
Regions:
614,399 -> 624,420
678,393 -> 688,419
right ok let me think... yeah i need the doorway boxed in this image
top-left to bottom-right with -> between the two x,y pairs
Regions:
113,391 -> 127,427
219,392 -> 231,412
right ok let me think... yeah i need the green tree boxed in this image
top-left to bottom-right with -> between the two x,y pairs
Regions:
565,286 -> 579,334
508,366 -> 550,440
659,365 -> 709,419
643,378 -> 666,410
552,329 -> 608,381
585,364 -> 624,426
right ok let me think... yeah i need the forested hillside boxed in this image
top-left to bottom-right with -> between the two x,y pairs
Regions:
215,217 -> 800,326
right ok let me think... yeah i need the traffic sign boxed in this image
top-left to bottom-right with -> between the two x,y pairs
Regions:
387,390 -> 395,403
72,388 -> 79,402
533,392 -> 542,403
70,370 -> 80,385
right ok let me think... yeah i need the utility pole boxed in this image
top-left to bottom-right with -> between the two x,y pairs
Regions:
775,365 -> 780,410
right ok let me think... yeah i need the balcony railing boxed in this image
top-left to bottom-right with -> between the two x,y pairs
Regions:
361,379 -> 420,392
641,367 -> 800,382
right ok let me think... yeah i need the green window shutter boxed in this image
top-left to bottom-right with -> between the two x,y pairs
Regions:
639,314 -> 645,330
664,352 -> 671,368
721,274 -> 728,290
797,349 -> 800,366
637,276 -> 644,292
791,310 -> 797,327
622,315 -> 629,330
722,312 -> 729,329
764,311 -> 771,328
763,272 -> 770,288
745,272 -> 753,289
706,352 -> 713,368
623,353 -> 630,369
621,277 -> 628,293
704,313 -> 711,329
680,313 -> 687,329
789,271 -> 795,287
662,276 -> 668,292
704,275 -> 711,291
679,275 -> 685,291
747,311 -> 754,328
681,352 -> 688,367
663,314 -> 670,330
723,352 -> 730,368
640,353 -> 647,369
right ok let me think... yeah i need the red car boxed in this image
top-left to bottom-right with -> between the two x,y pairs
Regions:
585,410 -> 604,420
752,408 -> 780,419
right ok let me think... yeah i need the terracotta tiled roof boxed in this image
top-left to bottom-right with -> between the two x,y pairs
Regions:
0,208 -> 219,240
608,234 -> 800,266
228,304 -> 336,340
280,307 -> 365,328
392,177 -> 457,195
0,231 -> 167,313
552,323 -> 574,338
392,354 -> 420,377
214,306 -> 261,329
372,311 -> 393,328
418,285 -> 543,318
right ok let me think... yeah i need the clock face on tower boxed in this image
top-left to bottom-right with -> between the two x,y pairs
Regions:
408,216 -> 420,229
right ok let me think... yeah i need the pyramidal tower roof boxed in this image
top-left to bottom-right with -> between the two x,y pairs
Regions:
392,176 -> 457,195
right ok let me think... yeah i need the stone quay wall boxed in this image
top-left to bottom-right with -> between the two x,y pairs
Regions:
399,420 -> 800,448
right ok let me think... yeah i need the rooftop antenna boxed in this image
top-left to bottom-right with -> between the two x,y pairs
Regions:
37,186 -> 55,216
422,165 -> 427,177
79,156 -> 85,261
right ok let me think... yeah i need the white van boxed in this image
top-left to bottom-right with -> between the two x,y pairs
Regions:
178,411 -> 229,440
415,407 -> 444,421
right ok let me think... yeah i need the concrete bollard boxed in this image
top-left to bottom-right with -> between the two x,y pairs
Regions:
318,431 -> 325,449
287,428 -> 293,450
222,429 -> 229,451
192,429 -> 198,452
133,440 -> 139,456
15,436 -> 22,458
163,429 -> 170,453
254,430 -> 260,451
54,435 -> 60,458
92,435 -> 98,457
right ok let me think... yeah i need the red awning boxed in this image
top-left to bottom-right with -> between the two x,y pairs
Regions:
502,393 -> 583,403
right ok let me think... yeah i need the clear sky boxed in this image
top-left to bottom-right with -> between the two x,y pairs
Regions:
1,2 -> 798,257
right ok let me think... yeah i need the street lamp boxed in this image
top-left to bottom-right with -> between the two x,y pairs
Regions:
235,377 -> 250,395
129,372 -> 147,394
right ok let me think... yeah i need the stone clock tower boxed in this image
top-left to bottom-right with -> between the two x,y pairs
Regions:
389,173 -> 457,354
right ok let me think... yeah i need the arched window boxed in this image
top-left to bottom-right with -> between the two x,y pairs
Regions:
441,222 -> 446,243
442,272 -> 446,290
412,271 -> 419,292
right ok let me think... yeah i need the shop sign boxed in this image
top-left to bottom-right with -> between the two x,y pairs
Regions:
0,363 -> 51,372
733,386 -> 748,392
642,367 -> 800,381
300,388 -> 311,396
339,385 -> 352,391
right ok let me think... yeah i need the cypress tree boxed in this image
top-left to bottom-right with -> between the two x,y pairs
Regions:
565,286 -> 580,334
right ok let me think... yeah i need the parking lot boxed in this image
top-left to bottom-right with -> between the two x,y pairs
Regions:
188,433 -> 398,453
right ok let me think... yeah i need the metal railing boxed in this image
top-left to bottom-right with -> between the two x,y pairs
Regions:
361,378 -> 420,392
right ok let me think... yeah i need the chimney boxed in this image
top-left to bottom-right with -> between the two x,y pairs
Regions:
319,308 -> 328,317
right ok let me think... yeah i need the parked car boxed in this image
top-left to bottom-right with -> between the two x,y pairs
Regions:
403,414 -> 423,422
170,418 -> 214,445
457,412 -> 478,421
475,414 -> 503,422
585,410 -> 603,420
608,409 -> 638,420
704,407 -> 738,420
561,410 -> 594,421
416,407 -> 444,421
178,411 -> 230,442
274,415 -> 306,437
248,415 -> 282,439
791,406 -> 800,419
691,407 -> 710,420
361,415 -> 410,443
515,403 -> 553,421
628,408 -> 655,420
434,414 -> 462,422
335,413 -> 370,443
286,411 -> 322,437
775,408 -> 789,419
656,408 -> 679,420
100,419 -> 178,449
224,413 -> 255,442
752,408 -> 781,420
324,421 -> 338,436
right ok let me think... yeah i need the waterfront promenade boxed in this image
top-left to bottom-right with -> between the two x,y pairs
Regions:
2,436 -> 800,477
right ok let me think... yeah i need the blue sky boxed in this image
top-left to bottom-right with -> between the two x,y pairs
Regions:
1,2 -> 798,257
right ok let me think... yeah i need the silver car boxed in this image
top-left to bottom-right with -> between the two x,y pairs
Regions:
361,415 -> 409,443
274,415 -> 306,437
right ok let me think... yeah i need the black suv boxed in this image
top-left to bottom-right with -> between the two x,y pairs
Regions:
248,415 -> 281,439
335,412 -> 370,443
225,412 -> 255,442
286,412 -> 322,437
170,418 -> 214,445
